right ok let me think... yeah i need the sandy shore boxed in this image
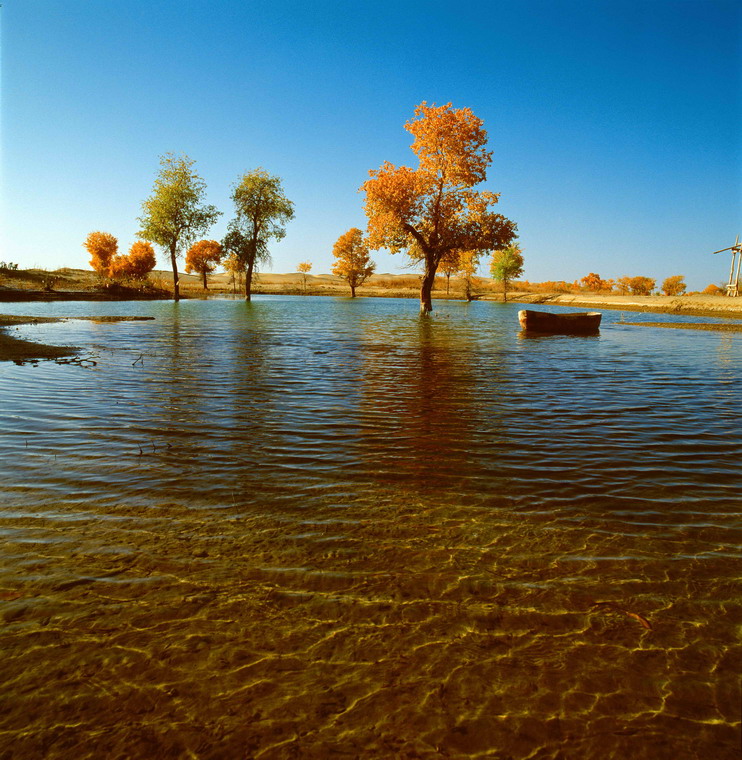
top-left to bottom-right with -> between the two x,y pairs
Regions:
505,292 -> 742,319
0,315 -> 154,363
0,316 -> 76,362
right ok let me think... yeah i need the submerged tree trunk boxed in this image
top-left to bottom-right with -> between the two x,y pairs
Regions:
420,262 -> 436,315
244,259 -> 254,301
170,245 -> 180,301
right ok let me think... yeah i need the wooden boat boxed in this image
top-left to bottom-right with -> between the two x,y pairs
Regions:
518,309 -> 602,335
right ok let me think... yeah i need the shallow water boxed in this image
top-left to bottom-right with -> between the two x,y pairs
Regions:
0,296 -> 740,758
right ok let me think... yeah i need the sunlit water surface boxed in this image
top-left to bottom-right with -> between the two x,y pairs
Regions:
0,296 -> 740,759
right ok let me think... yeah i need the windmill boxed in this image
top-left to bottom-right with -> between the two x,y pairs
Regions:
712,235 -> 742,296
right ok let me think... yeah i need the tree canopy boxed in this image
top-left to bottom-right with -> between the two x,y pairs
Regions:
661,275 -> 686,296
490,245 -> 524,301
84,231 -> 118,276
109,241 -> 157,281
138,153 -> 220,300
185,239 -> 223,289
297,260 -> 312,292
226,168 -> 294,300
331,228 -> 375,297
361,102 -> 517,313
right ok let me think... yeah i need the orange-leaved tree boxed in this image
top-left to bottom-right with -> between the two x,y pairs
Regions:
331,228 -> 375,297
580,272 -> 613,293
661,275 -> 686,296
185,239 -> 223,289
222,252 -> 244,294
457,250 -> 480,302
628,276 -> 656,295
439,256 -> 459,295
702,283 -> 724,295
84,231 -> 118,276
361,102 -> 517,314
297,260 -> 312,292
109,241 -> 157,281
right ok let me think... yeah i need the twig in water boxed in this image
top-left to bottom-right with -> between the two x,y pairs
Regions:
591,601 -> 653,631
132,354 -> 144,366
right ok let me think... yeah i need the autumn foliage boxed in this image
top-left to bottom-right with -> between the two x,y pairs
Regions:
185,239 -> 223,289
580,273 -> 614,293
109,241 -> 157,281
331,228 -> 375,297
85,233 -> 156,281
362,102 -> 517,313
661,275 -> 686,296
297,260 -> 312,291
84,231 -> 119,276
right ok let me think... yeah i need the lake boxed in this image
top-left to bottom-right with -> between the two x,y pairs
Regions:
1,296 -> 740,758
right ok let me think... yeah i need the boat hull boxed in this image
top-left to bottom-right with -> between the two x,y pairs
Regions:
518,309 -> 602,335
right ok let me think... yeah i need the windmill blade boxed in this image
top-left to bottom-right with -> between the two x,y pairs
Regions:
712,247 -> 733,254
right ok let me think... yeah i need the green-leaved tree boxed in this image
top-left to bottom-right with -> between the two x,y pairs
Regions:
490,245 -> 524,301
138,153 -> 221,300
224,168 -> 294,301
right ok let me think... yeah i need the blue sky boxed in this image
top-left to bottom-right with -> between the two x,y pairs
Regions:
1,0 -> 740,289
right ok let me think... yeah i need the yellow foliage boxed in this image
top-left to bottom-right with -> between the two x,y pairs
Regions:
361,102 -> 516,312
331,228 -> 375,297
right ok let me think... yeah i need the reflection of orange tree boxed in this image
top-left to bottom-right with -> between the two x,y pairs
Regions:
356,318 -> 507,495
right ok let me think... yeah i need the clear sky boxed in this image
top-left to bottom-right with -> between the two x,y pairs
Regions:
1,0 -> 740,289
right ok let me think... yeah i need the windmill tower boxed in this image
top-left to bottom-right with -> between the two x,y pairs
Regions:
712,236 -> 742,296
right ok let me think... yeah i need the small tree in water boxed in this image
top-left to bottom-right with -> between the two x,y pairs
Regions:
490,245 -> 524,301
226,168 -> 294,301
361,102 -> 517,314
331,228 -> 375,297
138,153 -> 221,301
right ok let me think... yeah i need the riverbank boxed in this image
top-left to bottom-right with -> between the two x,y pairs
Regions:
3,268 -> 742,318
504,292 -> 742,319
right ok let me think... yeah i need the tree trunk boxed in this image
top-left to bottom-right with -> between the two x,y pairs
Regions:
170,246 -> 179,301
420,262 -> 436,315
202,270 -> 208,289
446,274 -> 450,295
244,260 -> 254,301
503,277 -> 508,302
350,284 -> 356,298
